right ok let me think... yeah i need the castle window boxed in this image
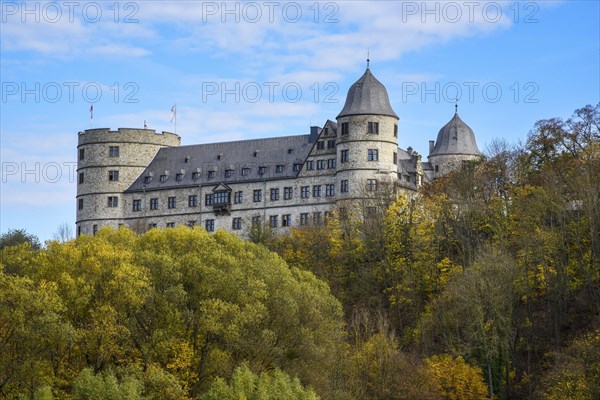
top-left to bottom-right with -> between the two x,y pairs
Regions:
192,172 -> 199,180
327,159 -> 336,169
79,172 -> 84,184
367,122 -> 379,134
214,191 -> 230,204
225,169 -> 233,178
109,146 -> 120,157
208,171 -> 215,179
144,176 -> 152,184
317,141 -> 325,150
393,152 -> 398,165
234,191 -> 243,204
405,175 -> 411,182
284,187 -> 293,200
341,122 -> 349,135
205,219 -> 215,232
435,165 -> 439,172
306,161 -> 314,170
232,217 -> 242,230
293,163 -> 302,172
242,167 -> 250,176
185,157 -> 190,163
188,195 -> 197,207
107,196 -> 118,208
275,165 -> 285,173
327,139 -> 336,149
313,212 -> 322,224
325,184 -> 335,197
77,226 -> 81,237
258,166 -> 267,175
340,150 -> 349,163
79,148 -> 85,160
301,186 -> 309,198
324,211 -> 331,221
323,128 -> 329,135
160,174 -> 168,182
166,222 -> 175,228
176,173 -> 183,181
367,179 -> 378,191
148,223 -> 157,229
341,179 -> 349,193
93,224 -> 98,235
252,216 -> 261,225
269,215 -> 278,228
368,149 -> 379,161
253,189 -> 262,203
108,170 -> 119,181
187,220 -> 196,227
300,213 -> 309,225
313,185 -> 322,197
133,199 -> 141,211
282,214 -> 291,227
205,194 -> 213,205
288,148 -> 293,154
168,196 -> 176,209
394,124 -> 398,137
78,198 -> 83,210
270,188 -> 279,201
317,160 -> 326,170
150,198 -> 158,210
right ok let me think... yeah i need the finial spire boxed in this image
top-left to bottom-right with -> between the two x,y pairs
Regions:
367,48 -> 370,69
455,97 -> 459,114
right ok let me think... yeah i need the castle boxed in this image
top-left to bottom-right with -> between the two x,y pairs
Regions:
76,67 -> 481,236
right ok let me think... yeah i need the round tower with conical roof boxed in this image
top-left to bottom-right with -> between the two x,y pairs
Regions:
427,110 -> 481,178
335,67 -> 399,201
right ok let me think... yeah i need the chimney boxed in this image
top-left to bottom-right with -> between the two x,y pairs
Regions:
429,140 -> 435,154
309,126 -> 320,143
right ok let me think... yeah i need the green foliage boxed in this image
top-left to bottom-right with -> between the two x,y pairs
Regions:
199,363 -> 319,400
0,228 -> 41,251
0,227 -> 344,399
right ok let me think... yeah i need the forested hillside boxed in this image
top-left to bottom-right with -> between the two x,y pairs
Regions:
1,104 -> 598,399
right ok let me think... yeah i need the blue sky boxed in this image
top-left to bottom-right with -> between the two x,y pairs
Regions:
1,0 -> 598,241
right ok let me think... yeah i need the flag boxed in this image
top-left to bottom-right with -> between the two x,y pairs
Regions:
170,104 -> 176,123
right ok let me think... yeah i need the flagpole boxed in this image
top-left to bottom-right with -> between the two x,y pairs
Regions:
90,104 -> 93,128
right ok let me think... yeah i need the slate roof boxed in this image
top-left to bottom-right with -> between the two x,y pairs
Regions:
337,68 -> 398,119
126,135 -> 312,192
429,112 -> 481,157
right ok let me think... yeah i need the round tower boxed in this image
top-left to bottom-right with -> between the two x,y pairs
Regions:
76,128 -> 180,236
335,67 -> 399,202
427,109 -> 481,178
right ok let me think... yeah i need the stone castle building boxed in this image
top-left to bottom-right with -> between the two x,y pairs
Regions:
76,67 -> 481,236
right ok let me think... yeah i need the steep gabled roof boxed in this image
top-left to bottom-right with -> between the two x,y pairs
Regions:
126,135 -> 312,192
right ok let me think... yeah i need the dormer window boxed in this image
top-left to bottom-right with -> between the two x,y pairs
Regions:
293,163 -> 301,172
327,139 -> 336,149
160,175 -> 167,183
175,173 -> 183,181
258,166 -> 267,175
192,171 -> 199,180
288,148 -> 293,154
254,150 -> 259,157
323,128 -> 329,135
217,153 -> 223,160
275,165 -> 284,173
317,141 -> 325,150
225,169 -> 233,178
368,122 -> 379,134
144,176 -> 152,184
242,167 -> 250,176
185,156 -> 190,163
208,171 -> 215,179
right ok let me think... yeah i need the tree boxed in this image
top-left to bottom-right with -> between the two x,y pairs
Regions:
425,354 -> 489,400
0,228 -> 41,250
52,222 -> 74,243
200,363 -> 319,400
